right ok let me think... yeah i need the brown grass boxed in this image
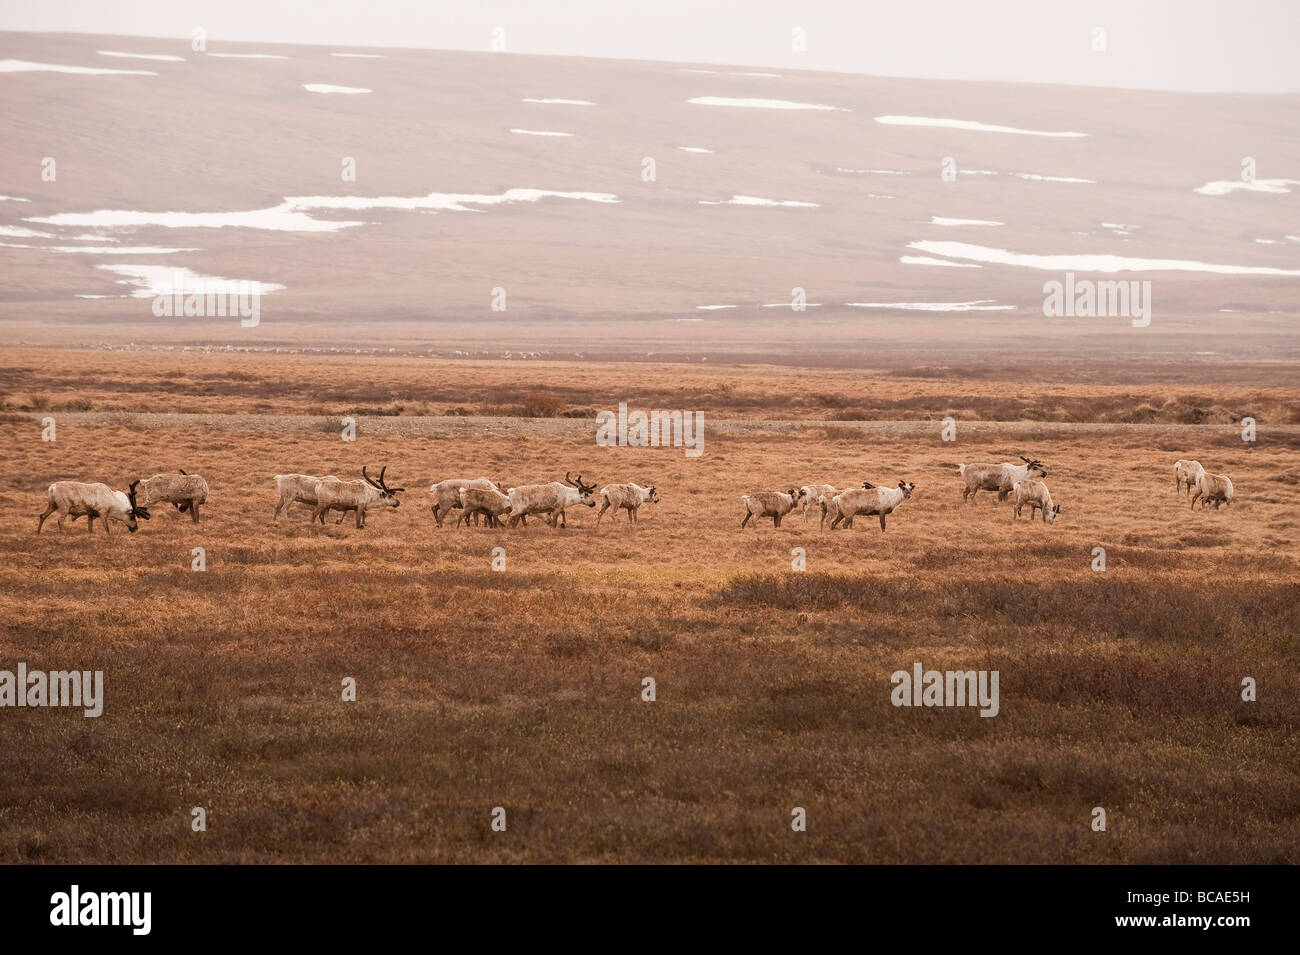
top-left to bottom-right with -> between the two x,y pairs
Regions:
1,347 -> 1296,424
0,349 -> 1296,863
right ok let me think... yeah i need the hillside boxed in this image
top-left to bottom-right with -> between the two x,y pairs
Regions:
1,31 -> 1298,363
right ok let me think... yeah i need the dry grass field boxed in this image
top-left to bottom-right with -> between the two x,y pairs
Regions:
0,347 -> 1296,864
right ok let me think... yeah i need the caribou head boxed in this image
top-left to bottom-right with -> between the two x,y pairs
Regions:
898,480 -> 916,499
564,471 -> 598,506
1019,455 -> 1047,478
363,466 -> 406,507
126,479 -> 149,530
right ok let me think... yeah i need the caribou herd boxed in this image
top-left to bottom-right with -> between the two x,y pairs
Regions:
34,454 -> 1237,536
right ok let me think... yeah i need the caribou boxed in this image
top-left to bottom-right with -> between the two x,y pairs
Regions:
429,477 -> 504,527
1191,470 -> 1234,510
311,466 -> 404,528
826,481 -> 915,531
38,480 -> 150,534
959,455 -> 1047,503
1011,480 -> 1061,523
1174,459 -> 1205,497
819,482 -> 871,530
457,485 -> 513,528
273,473 -> 342,522
796,484 -> 838,523
595,482 -> 659,526
740,489 -> 799,528
506,472 -> 598,528
137,469 -> 209,523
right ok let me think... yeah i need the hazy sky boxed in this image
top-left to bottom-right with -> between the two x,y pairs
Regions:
3,0 -> 1298,93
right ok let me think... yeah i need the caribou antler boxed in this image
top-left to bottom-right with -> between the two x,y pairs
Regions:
127,479 -> 150,518
564,471 -> 595,492
362,465 -> 404,493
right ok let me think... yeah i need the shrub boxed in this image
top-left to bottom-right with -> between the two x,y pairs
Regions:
521,390 -> 565,418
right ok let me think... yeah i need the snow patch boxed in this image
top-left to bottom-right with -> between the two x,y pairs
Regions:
875,115 -> 1087,137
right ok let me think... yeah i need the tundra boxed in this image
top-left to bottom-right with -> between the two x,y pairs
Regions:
1174,459 -> 1205,496
740,489 -> 799,528
959,455 -> 1046,503
38,480 -> 150,534
1011,480 -> 1061,523
596,482 -> 659,526
507,473 -> 598,528
457,485 -> 513,528
1191,471 -> 1234,510
311,466 -> 404,528
273,473 -> 342,522
827,481 -> 915,531
429,477 -> 503,527
796,484 -> 838,523
137,469 -> 209,523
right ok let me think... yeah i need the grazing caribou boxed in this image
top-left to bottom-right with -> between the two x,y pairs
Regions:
38,480 -> 150,534
1011,480 -> 1061,523
312,466 -> 404,528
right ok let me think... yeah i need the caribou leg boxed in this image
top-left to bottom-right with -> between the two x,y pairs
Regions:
37,503 -> 56,533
